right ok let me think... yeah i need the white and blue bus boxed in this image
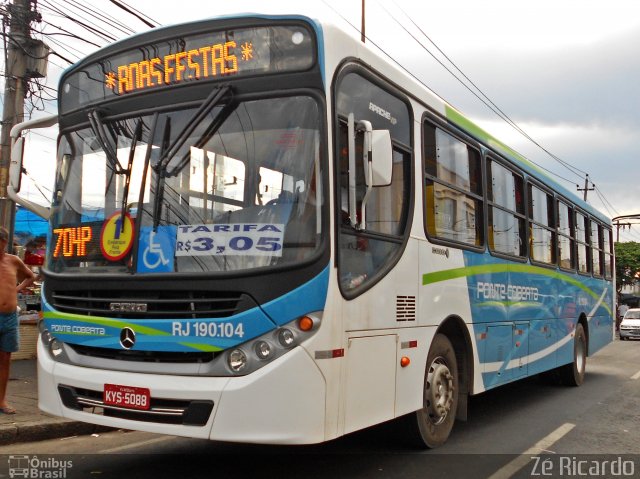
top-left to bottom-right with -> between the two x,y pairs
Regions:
12,11 -> 613,447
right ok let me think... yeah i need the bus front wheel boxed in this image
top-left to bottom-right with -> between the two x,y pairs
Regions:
408,333 -> 459,448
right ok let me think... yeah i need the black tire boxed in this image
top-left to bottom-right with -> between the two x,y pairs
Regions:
559,323 -> 587,387
404,333 -> 459,448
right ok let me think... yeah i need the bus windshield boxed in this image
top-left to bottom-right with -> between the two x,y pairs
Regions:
49,95 -> 323,274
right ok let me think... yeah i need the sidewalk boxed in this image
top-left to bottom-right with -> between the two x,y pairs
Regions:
0,359 -> 109,445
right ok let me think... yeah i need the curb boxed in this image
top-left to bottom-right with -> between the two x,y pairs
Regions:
0,419 -> 114,445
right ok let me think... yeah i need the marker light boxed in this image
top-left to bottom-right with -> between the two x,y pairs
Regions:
291,31 -> 304,45
278,328 -> 295,348
50,339 -> 64,357
298,316 -> 314,332
41,330 -> 52,347
228,349 -> 247,372
400,356 -> 411,368
254,341 -> 272,360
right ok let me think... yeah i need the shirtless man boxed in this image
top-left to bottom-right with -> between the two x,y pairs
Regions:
0,226 -> 35,414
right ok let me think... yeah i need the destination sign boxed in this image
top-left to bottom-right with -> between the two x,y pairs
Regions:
51,221 -> 105,262
51,217 -> 135,265
107,40 -> 248,94
60,23 -> 315,113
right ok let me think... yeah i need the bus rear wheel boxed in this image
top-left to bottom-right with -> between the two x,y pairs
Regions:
407,333 -> 459,448
559,323 -> 587,386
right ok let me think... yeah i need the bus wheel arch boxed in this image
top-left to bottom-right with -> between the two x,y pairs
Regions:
579,314 -> 590,357
403,316 -> 473,448
436,315 -> 473,420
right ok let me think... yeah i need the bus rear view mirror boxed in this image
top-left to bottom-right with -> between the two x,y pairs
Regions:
369,129 -> 392,187
7,114 -> 58,219
9,136 -> 25,192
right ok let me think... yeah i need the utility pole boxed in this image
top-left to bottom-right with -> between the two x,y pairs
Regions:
0,0 -> 43,250
612,214 -> 640,242
614,221 -> 632,243
576,173 -> 595,201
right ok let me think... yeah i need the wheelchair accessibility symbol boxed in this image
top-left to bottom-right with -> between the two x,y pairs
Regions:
137,226 -> 176,273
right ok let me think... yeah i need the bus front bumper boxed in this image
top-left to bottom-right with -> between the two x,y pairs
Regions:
37,340 -> 327,444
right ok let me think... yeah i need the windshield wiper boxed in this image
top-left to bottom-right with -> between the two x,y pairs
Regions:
151,84 -> 233,230
87,109 -> 126,174
119,119 -> 143,231
152,117 -> 171,230
155,84 -> 232,175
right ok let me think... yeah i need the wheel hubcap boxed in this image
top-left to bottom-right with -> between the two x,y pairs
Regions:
426,357 -> 454,425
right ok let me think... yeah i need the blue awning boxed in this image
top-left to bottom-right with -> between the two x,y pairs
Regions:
14,206 -> 48,240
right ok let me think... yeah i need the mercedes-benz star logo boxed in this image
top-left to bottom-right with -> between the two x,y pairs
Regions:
119,327 -> 136,349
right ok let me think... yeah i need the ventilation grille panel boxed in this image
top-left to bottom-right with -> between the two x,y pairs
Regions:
396,295 -> 416,322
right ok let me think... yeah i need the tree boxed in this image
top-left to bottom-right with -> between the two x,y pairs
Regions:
614,242 -> 640,296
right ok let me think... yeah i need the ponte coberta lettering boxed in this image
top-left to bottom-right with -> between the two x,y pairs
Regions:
476,281 -> 539,302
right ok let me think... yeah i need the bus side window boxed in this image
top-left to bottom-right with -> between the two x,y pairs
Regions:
591,221 -> 604,277
487,158 -> 526,258
423,123 -> 483,247
528,184 -> 556,265
603,227 -> 613,279
575,212 -> 590,274
557,200 -> 576,270
335,70 -> 411,295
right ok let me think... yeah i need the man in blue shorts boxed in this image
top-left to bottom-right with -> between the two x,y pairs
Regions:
0,227 -> 35,414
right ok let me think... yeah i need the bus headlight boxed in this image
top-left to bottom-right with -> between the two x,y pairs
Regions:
228,349 -> 248,372
277,328 -> 295,348
41,330 -> 52,347
254,341 -> 273,360
220,312 -> 323,376
50,339 -> 64,357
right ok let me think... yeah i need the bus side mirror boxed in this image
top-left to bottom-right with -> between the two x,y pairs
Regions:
7,114 -> 57,219
9,137 -> 25,192
369,130 -> 392,187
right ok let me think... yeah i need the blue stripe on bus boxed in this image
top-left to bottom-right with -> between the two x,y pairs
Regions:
41,266 -> 330,353
462,251 -> 613,389
261,265 -> 330,325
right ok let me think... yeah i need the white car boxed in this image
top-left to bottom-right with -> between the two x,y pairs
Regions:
620,308 -> 640,340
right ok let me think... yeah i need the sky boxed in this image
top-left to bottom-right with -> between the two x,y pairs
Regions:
7,0 -> 640,241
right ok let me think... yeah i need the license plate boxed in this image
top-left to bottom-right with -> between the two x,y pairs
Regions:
104,384 -> 151,411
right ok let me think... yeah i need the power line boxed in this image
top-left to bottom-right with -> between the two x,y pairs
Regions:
61,0 -> 137,36
42,32 -> 84,58
594,185 -> 620,217
381,0 -> 590,182
593,187 -> 616,218
39,0 -> 118,42
109,0 -> 157,28
42,35 -> 80,63
375,1 -> 618,213
27,129 -> 57,142
36,21 -> 102,48
322,1 -> 591,193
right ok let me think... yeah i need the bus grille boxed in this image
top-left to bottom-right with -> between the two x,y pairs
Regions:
68,343 -> 217,363
49,290 -> 257,319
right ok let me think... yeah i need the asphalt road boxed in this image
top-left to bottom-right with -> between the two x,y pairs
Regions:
2,338 -> 640,479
